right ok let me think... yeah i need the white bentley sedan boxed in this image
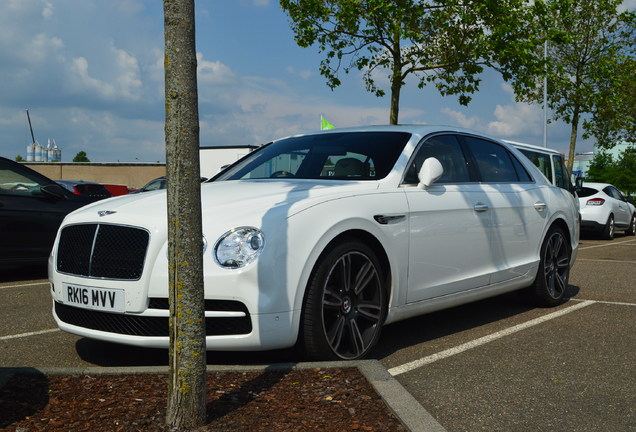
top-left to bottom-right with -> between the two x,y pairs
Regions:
49,125 -> 579,360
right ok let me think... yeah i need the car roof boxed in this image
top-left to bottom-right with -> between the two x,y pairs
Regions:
582,182 -> 610,188
277,124 -> 505,143
504,140 -> 563,155
56,179 -> 103,185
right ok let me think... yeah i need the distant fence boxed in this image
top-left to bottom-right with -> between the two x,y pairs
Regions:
25,162 -> 166,189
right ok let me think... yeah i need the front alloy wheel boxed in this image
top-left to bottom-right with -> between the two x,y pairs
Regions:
302,240 -> 386,360
530,226 -> 571,307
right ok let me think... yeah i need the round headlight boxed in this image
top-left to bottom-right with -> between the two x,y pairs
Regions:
214,227 -> 265,269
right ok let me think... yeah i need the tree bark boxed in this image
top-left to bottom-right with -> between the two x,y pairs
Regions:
390,78 -> 401,125
567,106 -> 580,175
163,0 -> 207,429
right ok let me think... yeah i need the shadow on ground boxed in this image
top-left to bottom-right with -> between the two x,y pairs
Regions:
75,338 -> 303,367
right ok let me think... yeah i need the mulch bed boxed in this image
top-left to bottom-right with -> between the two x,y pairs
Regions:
0,368 -> 406,431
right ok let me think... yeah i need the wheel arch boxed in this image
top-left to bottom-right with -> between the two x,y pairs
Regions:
549,217 -> 572,249
298,229 -> 393,323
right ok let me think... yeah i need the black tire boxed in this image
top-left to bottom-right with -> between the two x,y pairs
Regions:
602,215 -> 615,240
529,226 -> 571,307
301,239 -> 387,360
626,213 -> 636,236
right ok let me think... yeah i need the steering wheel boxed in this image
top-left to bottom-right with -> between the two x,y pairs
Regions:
270,170 -> 295,178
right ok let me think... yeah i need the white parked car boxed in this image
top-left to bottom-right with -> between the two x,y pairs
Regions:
49,125 -> 580,360
578,182 -> 636,239
505,141 -> 574,192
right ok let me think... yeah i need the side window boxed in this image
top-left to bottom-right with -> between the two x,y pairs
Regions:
605,186 -> 624,201
519,149 -> 552,183
464,137 -> 526,183
0,164 -> 44,196
552,155 -> 572,190
405,135 -> 470,184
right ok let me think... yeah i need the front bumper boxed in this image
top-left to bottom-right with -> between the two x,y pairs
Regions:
52,300 -> 299,351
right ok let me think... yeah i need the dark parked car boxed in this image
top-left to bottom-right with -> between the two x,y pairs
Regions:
135,176 -> 208,193
55,180 -> 112,200
0,157 -> 93,268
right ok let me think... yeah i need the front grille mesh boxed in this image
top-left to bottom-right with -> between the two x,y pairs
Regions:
55,301 -> 253,337
57,224 -> 149,280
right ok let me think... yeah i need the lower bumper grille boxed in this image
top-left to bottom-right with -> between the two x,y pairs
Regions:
55,301 -> 252,337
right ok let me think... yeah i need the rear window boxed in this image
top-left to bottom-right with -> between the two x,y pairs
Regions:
578,187 -> 599,198
76,184 -> 111,197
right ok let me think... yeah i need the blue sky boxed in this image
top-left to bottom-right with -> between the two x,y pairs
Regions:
1,0 -> 634,163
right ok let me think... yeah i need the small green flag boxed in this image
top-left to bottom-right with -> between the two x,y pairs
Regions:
321,115 -> 335,130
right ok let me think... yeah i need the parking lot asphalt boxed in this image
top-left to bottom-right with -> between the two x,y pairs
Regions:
1,235 -> 635,431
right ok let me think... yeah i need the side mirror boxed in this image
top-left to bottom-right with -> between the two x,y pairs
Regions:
417,157 -> 444,190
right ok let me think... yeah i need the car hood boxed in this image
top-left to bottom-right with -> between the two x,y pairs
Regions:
61,179 -> 380,229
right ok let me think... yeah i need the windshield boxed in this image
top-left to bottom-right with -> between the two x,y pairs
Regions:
214,131 -> 411,181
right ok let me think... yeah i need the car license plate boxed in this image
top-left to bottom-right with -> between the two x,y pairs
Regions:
62,283 -> 125,313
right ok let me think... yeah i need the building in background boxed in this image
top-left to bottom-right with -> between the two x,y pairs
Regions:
26,139 -> 61,162
199,145 -> 260,177
572,141 -> 634,179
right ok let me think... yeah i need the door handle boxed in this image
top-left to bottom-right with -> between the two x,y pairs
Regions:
534,202 -> 547,211
474,203 -> 489,212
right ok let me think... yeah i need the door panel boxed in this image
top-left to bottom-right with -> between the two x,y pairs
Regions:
480,183 -> 547,283
405,184 -> 492,302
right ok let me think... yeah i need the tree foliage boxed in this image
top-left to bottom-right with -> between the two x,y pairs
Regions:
280,0 -> 545,124
163,0 -> 207,429
72,151 -> 90,162
586,146 -> 636,196
512,0 -> 635,173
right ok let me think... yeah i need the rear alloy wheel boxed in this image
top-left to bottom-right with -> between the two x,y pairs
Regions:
626,214 -> 636,236
602,215 -> 615,240
530,226 -> 571,307
302,240 -> 386,360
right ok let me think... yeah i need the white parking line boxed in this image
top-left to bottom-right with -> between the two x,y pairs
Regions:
579,239 -> 636,250
0,281 -> 48,290
0,328 -> 60,341
388,300 -> 595,377
573,298 -> 636,307
576,258 -> 636,264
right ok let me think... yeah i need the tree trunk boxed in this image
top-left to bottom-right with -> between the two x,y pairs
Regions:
567,106 -> 580,175
389,78 -> 401,125
163,0 -> 207,429
389,33 -> 402,126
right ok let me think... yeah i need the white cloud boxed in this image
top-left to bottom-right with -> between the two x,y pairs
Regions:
619,0 -> 636,12
22,33 -> 64,64
286,66 -> 312,80
487,102 -> 542,138
42,0 -> 53,18
441,108 -> 482,130
69,56 -> 117,99
111,45 -> 143,100
197,54 -> 236,86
